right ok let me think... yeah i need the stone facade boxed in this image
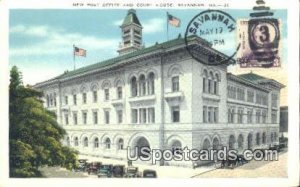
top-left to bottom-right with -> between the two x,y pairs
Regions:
34,10 -> 284,167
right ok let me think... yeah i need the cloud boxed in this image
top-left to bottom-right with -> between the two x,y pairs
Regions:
113,19 -> 123,26
10,24 -> 51,37
10,24 -> 119,57
143,18 -> 164,34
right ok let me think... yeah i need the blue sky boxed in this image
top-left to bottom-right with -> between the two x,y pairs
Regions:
9,9 -> 287,86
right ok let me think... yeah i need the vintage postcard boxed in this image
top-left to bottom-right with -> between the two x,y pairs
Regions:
0,0 -> 299,187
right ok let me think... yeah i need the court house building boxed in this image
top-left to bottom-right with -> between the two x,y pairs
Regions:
35,9 -> 284,167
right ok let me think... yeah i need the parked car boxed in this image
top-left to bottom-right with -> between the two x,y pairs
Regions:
74,159 -> 88,172
112,165 -> 125,178
87,162 -> 102,175
124,166 -> 141,178
142,169 -> 157,178
97,164 -> 113,178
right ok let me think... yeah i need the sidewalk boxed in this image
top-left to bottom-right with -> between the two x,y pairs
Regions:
194,151 -> 288,178
78,154 -> 215,178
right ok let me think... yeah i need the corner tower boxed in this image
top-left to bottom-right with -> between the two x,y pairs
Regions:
117,9 -> 143,55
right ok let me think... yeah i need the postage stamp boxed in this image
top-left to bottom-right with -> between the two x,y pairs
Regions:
236,1 -> 282,68
1,0 -> 299,186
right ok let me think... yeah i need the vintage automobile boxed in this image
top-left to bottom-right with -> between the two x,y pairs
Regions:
97,164 -> 113,178
142,169 -> 157,178
112,165 -> 125,178
87,162 -> 102,175
74,159 -> 88,172
269,143 -> 281,152
124,166 -> 141,178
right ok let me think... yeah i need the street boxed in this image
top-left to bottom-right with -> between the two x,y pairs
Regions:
39,151 -> 287,178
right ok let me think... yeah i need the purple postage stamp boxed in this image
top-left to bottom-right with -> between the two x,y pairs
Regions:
236,0 -> 281,68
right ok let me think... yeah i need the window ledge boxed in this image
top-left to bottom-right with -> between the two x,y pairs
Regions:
202,93 -> 220,101
128,94 -> 156,103
165,91 -> 184,104
111,98 -> 125,106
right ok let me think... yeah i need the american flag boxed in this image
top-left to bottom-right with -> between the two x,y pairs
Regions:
168,13 -> 181,27
74,46 -> 86,57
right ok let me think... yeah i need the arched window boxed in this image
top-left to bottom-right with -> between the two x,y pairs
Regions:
209,72 -> 214,94
117,138 -> 124,150
50,94 -> 53,106
131,77 -> 137,97
66,137 -> 70,146
262,132 -> 266,144
148,72 -> 155,95
256,132 -> 260,146
171,140 -> 182,154
83,137 -> 88,147
202,138 -> 211,150
212,138 -> 220,149
271,133 -> 274,142
214,74 -> 219,94
237,134 -> 244,150
74,137 -> 79,146
203,69 -> 208,93
274,132 -> 277,142
139,75 -> 146,96
54,93 -> 57,106
105,138 -> 111,149
248,133 -> 253,149
229,135 -> 236,149
94,138 -> 99,148
172,76 -> 179,92
46,95 -> 50,107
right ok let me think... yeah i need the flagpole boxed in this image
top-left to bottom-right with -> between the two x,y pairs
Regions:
73,44 -> 76,70
166,12 -> 169,41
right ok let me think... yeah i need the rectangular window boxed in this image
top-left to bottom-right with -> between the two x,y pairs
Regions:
203,106 -> 207,123
172,106 -> 180,123
65,96 -> 68,105
148,108 -> 155,123
228,108 -> 235,123
82,93 -> 87,104
272,94 -> 278,108
208,80 -> 212,93
271,112 -> 277,123
93,111 -> 98,124
214,107 -> 218,123
82,112 -> 87,125
172,76 -> 179,92
93,91 -> 98,103
139,108 -> 147,123
117,110 -> 123,124
256,110 -> 261,123
105,89 -> 109,100
214,81 -> 218,94
105,111 -> 110,124
247,110 -> 253,123
238,108 -> 243,123
203,78 -> 206,93
117,87 -> 122,99
247,90 -> 254,102
262,110 -> 267,123
208,107 -> 212,123
228,109 -> 231,123
65,114 -> 69,125
132,109 -> 138,123
73,113 -> 78,125
73,94 -> 77,105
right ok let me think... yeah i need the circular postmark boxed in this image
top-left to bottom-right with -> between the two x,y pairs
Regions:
185,10 -> 240,66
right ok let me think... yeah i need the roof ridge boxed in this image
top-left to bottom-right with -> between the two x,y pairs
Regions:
59,36 -> 188,79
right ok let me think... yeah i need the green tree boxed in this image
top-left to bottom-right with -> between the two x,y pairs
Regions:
9,66 -> 78,177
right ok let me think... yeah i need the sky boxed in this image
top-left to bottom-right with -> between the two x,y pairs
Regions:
9,9 -> 288,105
